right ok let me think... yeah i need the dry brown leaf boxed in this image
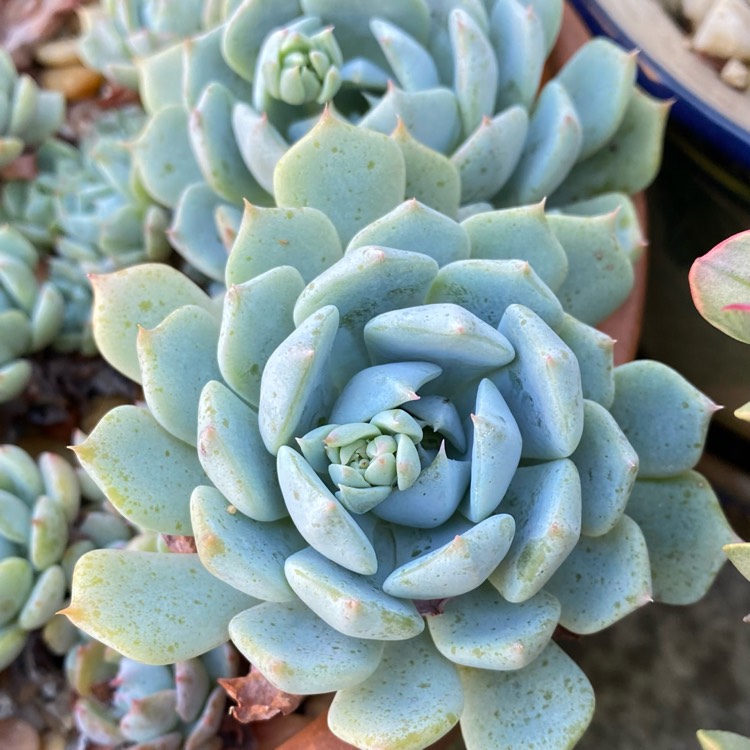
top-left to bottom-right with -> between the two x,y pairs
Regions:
219,669 -> 303,724
0,0 -> 83,69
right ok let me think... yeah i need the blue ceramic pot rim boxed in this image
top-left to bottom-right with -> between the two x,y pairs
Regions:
570,0 -> 750,172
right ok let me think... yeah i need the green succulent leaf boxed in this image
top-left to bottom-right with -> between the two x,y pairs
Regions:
489,460 -> 581,603
29,495 -> 68,570
610,361 -> 716,479
137,43 -> 184,114
274,110 -> 406,244
370,17 -> 439,91
0,445 -> 44,503
75,406 -> 209,534
724,542 -> 750,581
91,263 -> 214,384
0,489 -> 31,544
0,557 -> 33,626
229,600 -> 383,694
328,631 -> 462,750
191,485 -> 303,601
545,514 -> 652,634
285,546 -> 424,640
626,472 -> 738,605
18,564 -> 66,630
0,623 -> 27,671
138,305 -> 223,446
697,730 -> 750,750
459,641 -> 594,750
64,550 -> 258,665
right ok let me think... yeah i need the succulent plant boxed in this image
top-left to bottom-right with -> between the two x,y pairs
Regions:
698,730 -> 750,750
62,118 -> 736,750
0,444 -> 133,672
68,639 -> 241,749
0,48 -> 64,169
120,0 -> 663,283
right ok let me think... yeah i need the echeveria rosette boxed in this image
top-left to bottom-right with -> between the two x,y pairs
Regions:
0,444 -> 133,672
0,49 -> 64,169
69,640 -> 241,749
129,0 -> 662,283
65,124 -> 734,750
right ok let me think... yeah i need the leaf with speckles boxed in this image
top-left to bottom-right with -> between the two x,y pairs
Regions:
459,641 -> 594,750
329,631 -> 462,750
626,472 -> 737,605
609,361 -> 716,479
347,200 -> 470,267
274,111 -> 406,245
489,460 -> 581,603
74,406 -> 209,535
230,600 -> 383,695
91,264 -> 214,384
545,514 -> 652,634
63,550 -> 258,664
137,305 -> 223,446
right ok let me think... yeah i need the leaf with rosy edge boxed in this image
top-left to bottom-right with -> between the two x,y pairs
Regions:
62,550 -> 258,665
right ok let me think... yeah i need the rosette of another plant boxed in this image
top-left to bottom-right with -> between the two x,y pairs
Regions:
64,118 -> 736,750
68,640 -> 241,750
0,49 -> 64,169
126,0 -> 662,283
0,445 -> 133,672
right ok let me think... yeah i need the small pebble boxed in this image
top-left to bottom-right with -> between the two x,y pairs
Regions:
34,38 -> 81,68
39,66 -> 103,102
720,57 -> 750,88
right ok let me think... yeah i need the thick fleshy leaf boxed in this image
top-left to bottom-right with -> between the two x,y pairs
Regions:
403,395 -> 466,452
189,83 -> 270,206
428,584 -> 560,670
725,542 -> 750,581
29,496 -> 68,570
91,264 -> 214,384
0,623 -> 27,671
0,445 -> 44,504
137,43 -> 185,114
138,305 -> 222,446
133,105 -> 203,208
697,730 -> 750,750
372,445 -> 471,528
494,304 -> 583,459
555,314 -> 615,408
462,202 -> 568,292
284,546 -> 424,640
347,200 -> 470,267
572,400 -> 639,537
329,631 -> 462,750
277,448 -> 377,575
0,489 -> 30,544
545,515 -> 652,634
258,305 -> 338,455
390,121 -> 460,218
63,550 -> 258,664
359,85 -> 462,155
0,557 -> 32,626
451,106 -> 528,203
293,246 -> 438,382
690,231 -> 750,344
609,361 -> 716,478
274,110 -> 406,245
450,8 -> 498,136
459,641 -> 594,749
427,259 -> 564,330
555,39 -> 636,160
74,406 -> 209,534
489,460 -> 581,602
225,203 -> 343,286
39,452 -> 80,523
550,89 -> 669,204
626,473 -> 738,605
229,601 -> 383,694
191,485 -> 303,602
198,380 -> 286,521
383,514 -> 514,598
489,0 -> 545,110
548,212 -> 634,325
370,17 -> 439,91
462,379 -> 522,523
498,81 -> 582,205
218,267 -> 304,408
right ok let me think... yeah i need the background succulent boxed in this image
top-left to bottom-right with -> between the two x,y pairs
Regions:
0,444 -> 133,672
62,118 -> 736,750
110,0 -> 662,284
0,48 -> 64,169
69,639 -> 241,749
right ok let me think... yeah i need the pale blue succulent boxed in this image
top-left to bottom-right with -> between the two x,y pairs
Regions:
64,118 -> 735,750
0,445 -> 132,672
124,0 -> 662,285
69,640 -> 241,749
0,49 -> 64,169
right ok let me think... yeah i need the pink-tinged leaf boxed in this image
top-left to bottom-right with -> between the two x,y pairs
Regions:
690,230 -> 750,344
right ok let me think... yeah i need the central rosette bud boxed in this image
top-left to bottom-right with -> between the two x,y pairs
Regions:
260,24 -> 343,106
